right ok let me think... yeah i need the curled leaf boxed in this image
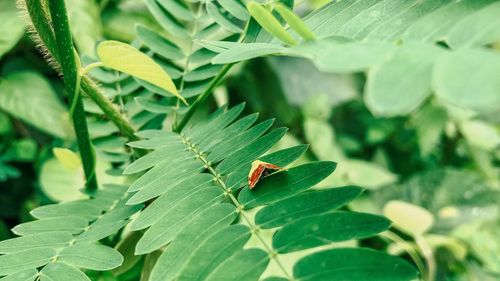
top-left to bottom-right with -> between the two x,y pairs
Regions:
247,2 -> 297,46
274,3 -> 315,41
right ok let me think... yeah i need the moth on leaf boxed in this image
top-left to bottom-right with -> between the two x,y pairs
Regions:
248,160 -> 284,189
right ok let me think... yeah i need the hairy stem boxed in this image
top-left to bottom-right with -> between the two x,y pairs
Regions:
47,0 -> 98,191
23,0 -> 60,65
22,0 -> 139,143
80,76 -> 139,142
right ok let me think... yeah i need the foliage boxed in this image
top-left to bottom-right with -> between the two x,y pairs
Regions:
0,0 -> 499,280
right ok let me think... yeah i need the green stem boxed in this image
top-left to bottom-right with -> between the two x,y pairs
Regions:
80,76 -> 139,142
416,235 -> 436,281
173,64 -> 233,133
381,231 -> 427,280
24,0 -> 60,64
22,0 -> 139,143
47,0 -> 98,191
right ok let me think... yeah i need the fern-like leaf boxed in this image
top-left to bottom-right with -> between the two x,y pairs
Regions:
124,104 -> 418,281
0,185 -> 142,279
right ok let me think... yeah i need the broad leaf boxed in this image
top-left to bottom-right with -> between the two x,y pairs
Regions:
0,1 -> 25,58
365,44 -> 444,116
433,48 -> 500,114
0,72 -> 73,139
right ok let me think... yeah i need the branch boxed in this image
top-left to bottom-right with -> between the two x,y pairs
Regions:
80,76 -> 139,142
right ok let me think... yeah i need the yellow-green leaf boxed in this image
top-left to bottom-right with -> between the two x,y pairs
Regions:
247,2 -> 297,46
96,40 -> 187,105
53,148 -> 82,170
383,200 -> 434,236
274,3 -> 315,41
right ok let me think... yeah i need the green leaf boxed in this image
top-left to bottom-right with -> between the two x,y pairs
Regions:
59,243 -> 123,271
39,158 -> 86,202
0,72 -> 73,139
273,211 -> 391,253
177,225 -> 251,281
238,161 -> 337,209
288,39 -> 396,73
65,0 -> 102,55
459,119 -> 500,151
12,217 -> 88,236
217,0 -> 249,21
206,2 -> 243,33
255,187 -> 363,229
216,128 -> 288,176
111,232 -> 143,276
136,25 -> 184,61
97,40 -> 187,105
433,48 -> 500,114
0,232 -> 73,254
0,248 -> 55,276
274,3 -> 315,41
0,269 -> 38,281
205,249 -> 269,281
135,187 -> 224,254
365,44 -> 444,116
0,1 -> 25,58
383,200 -> 434,236
52,148 -> 82,170
446,2 -> 500,48
129,175 -> 215,230
402,0 -> 494,43
30,201 -> 102,221
212,43 -> 284,64
247,2 -> 297,46
145,0 -> 190,39
157,0 -> 194,21
293,248 -> 418,281
150,204 -> 237,281
40,262 -> 90,281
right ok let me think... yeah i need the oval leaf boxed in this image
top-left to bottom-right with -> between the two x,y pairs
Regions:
433,48 -> 500,114
97,40 -> 187,105
59,243 -> 123,271
273,211 -> 391,253
294,248 -> 418,281
255,186 -> 363,229
383,200 -> 434,236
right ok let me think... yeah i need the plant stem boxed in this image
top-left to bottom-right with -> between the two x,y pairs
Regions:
22,0 -> 139,144
381,231 -> 428,280
173,64 -> 233,133
47,0 -> 98,191
80,76 -> 139,142
182,136 -> 293,280
23,0 -> 60,65
416,235 -> 436,281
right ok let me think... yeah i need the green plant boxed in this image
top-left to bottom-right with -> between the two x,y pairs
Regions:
1,0 -> 499,280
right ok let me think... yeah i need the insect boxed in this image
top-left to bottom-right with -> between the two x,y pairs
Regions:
248,160 -> 283,189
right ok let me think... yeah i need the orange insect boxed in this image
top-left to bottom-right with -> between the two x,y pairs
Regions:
248,160 -> 283,189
